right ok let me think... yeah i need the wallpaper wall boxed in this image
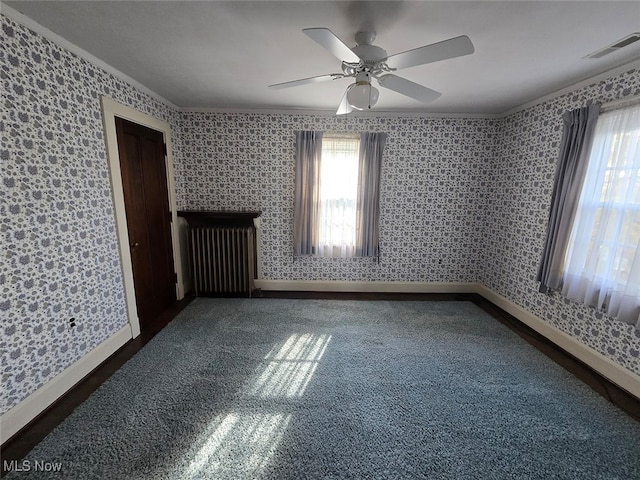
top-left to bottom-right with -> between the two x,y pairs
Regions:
176,68 -> 640,377
483,67 -> 640,375
2,9 -> 640,422
0,15 -> 180,414
176,113 -> 498,282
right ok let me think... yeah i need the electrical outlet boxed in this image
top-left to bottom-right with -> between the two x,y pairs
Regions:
69,317 -> 76,328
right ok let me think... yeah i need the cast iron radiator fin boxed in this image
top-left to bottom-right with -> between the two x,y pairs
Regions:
189,225 -> 256,297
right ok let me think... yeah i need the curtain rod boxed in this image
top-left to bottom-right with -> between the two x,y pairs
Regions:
601,93 -> 640,112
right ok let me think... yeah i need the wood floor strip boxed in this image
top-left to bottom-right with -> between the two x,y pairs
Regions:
2,291 -> 637,477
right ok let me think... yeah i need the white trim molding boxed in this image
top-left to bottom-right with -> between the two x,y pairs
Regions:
101,96 -> 185,338
254,279 -> 479,294
501,57 -> 640,117
476,285 -> 640,399
178,106 -> 500,119
255,279 -> 640,399
0,326 -> 131,443
2,280 -> 638,444
0,3 -> 176,110
3,1 -> 639,119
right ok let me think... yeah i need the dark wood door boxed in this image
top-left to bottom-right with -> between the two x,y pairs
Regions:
115,117 -> 176,328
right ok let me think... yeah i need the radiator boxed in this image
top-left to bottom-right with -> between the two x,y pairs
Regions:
189,226 -> 256,297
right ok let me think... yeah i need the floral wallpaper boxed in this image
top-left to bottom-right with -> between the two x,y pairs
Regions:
482,67 -> 640,375
0,15 -> 181,414
176,71 -> 640,376
2,8 -> 639,420
176,113 -> 498,282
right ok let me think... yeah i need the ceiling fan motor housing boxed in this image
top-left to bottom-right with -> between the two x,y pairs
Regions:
352,44 -> 388,65
269,27 -> 475,114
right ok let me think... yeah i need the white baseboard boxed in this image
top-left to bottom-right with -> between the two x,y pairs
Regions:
0,325 -> 132,443
254,279 -> 479,293
476,285 -> 640,399
2,281 -> 638,445
256,279 -> 640,399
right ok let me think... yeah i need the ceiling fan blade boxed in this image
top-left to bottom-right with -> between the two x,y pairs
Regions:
303,27 -> 361,63
385,35 -> 474,70
336,87 -> 353,115
377,74 -> 441,103
268,73 -> 342,90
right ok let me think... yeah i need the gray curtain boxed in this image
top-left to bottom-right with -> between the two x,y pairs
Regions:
293,131 -> 323,255
356,132 -> 387,257
537,104 -> 600,293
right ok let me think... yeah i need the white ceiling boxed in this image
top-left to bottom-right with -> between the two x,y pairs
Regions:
5,1 -> 640,114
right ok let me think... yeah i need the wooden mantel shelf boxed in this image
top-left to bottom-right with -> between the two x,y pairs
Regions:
177,210 -> 262,227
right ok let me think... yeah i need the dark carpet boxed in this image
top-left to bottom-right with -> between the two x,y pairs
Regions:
6,299 -> 640,479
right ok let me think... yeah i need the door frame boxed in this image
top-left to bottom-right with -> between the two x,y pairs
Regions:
101,96 -> 184,338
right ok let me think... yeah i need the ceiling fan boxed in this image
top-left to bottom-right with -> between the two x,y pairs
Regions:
269,28 -> 475,114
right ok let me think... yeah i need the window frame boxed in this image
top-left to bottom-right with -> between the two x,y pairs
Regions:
315,132 -> 361,258
559,101 -> 640,326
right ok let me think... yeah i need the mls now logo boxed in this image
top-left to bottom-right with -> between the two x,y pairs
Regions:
4,460 -> 63,472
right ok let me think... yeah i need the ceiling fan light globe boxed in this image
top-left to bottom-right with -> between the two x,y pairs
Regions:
347,83 -> 379,110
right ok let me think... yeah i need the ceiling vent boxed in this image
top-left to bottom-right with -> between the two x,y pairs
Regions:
586,33 -> 640,59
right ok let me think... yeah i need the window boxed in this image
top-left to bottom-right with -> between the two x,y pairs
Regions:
562,103 -> 640,327
317,133 -> 360,257
293,131 -> 386,259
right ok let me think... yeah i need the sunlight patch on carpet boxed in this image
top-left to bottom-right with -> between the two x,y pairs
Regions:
249,333 -> 332,398
177,333 -> 330,478
179,412 -> 292,479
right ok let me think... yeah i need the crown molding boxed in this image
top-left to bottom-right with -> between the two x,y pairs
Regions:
178,106 -> 501,120
2,2 -> 638,120
501,57 -> 640,117
1,2 -> 178,111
